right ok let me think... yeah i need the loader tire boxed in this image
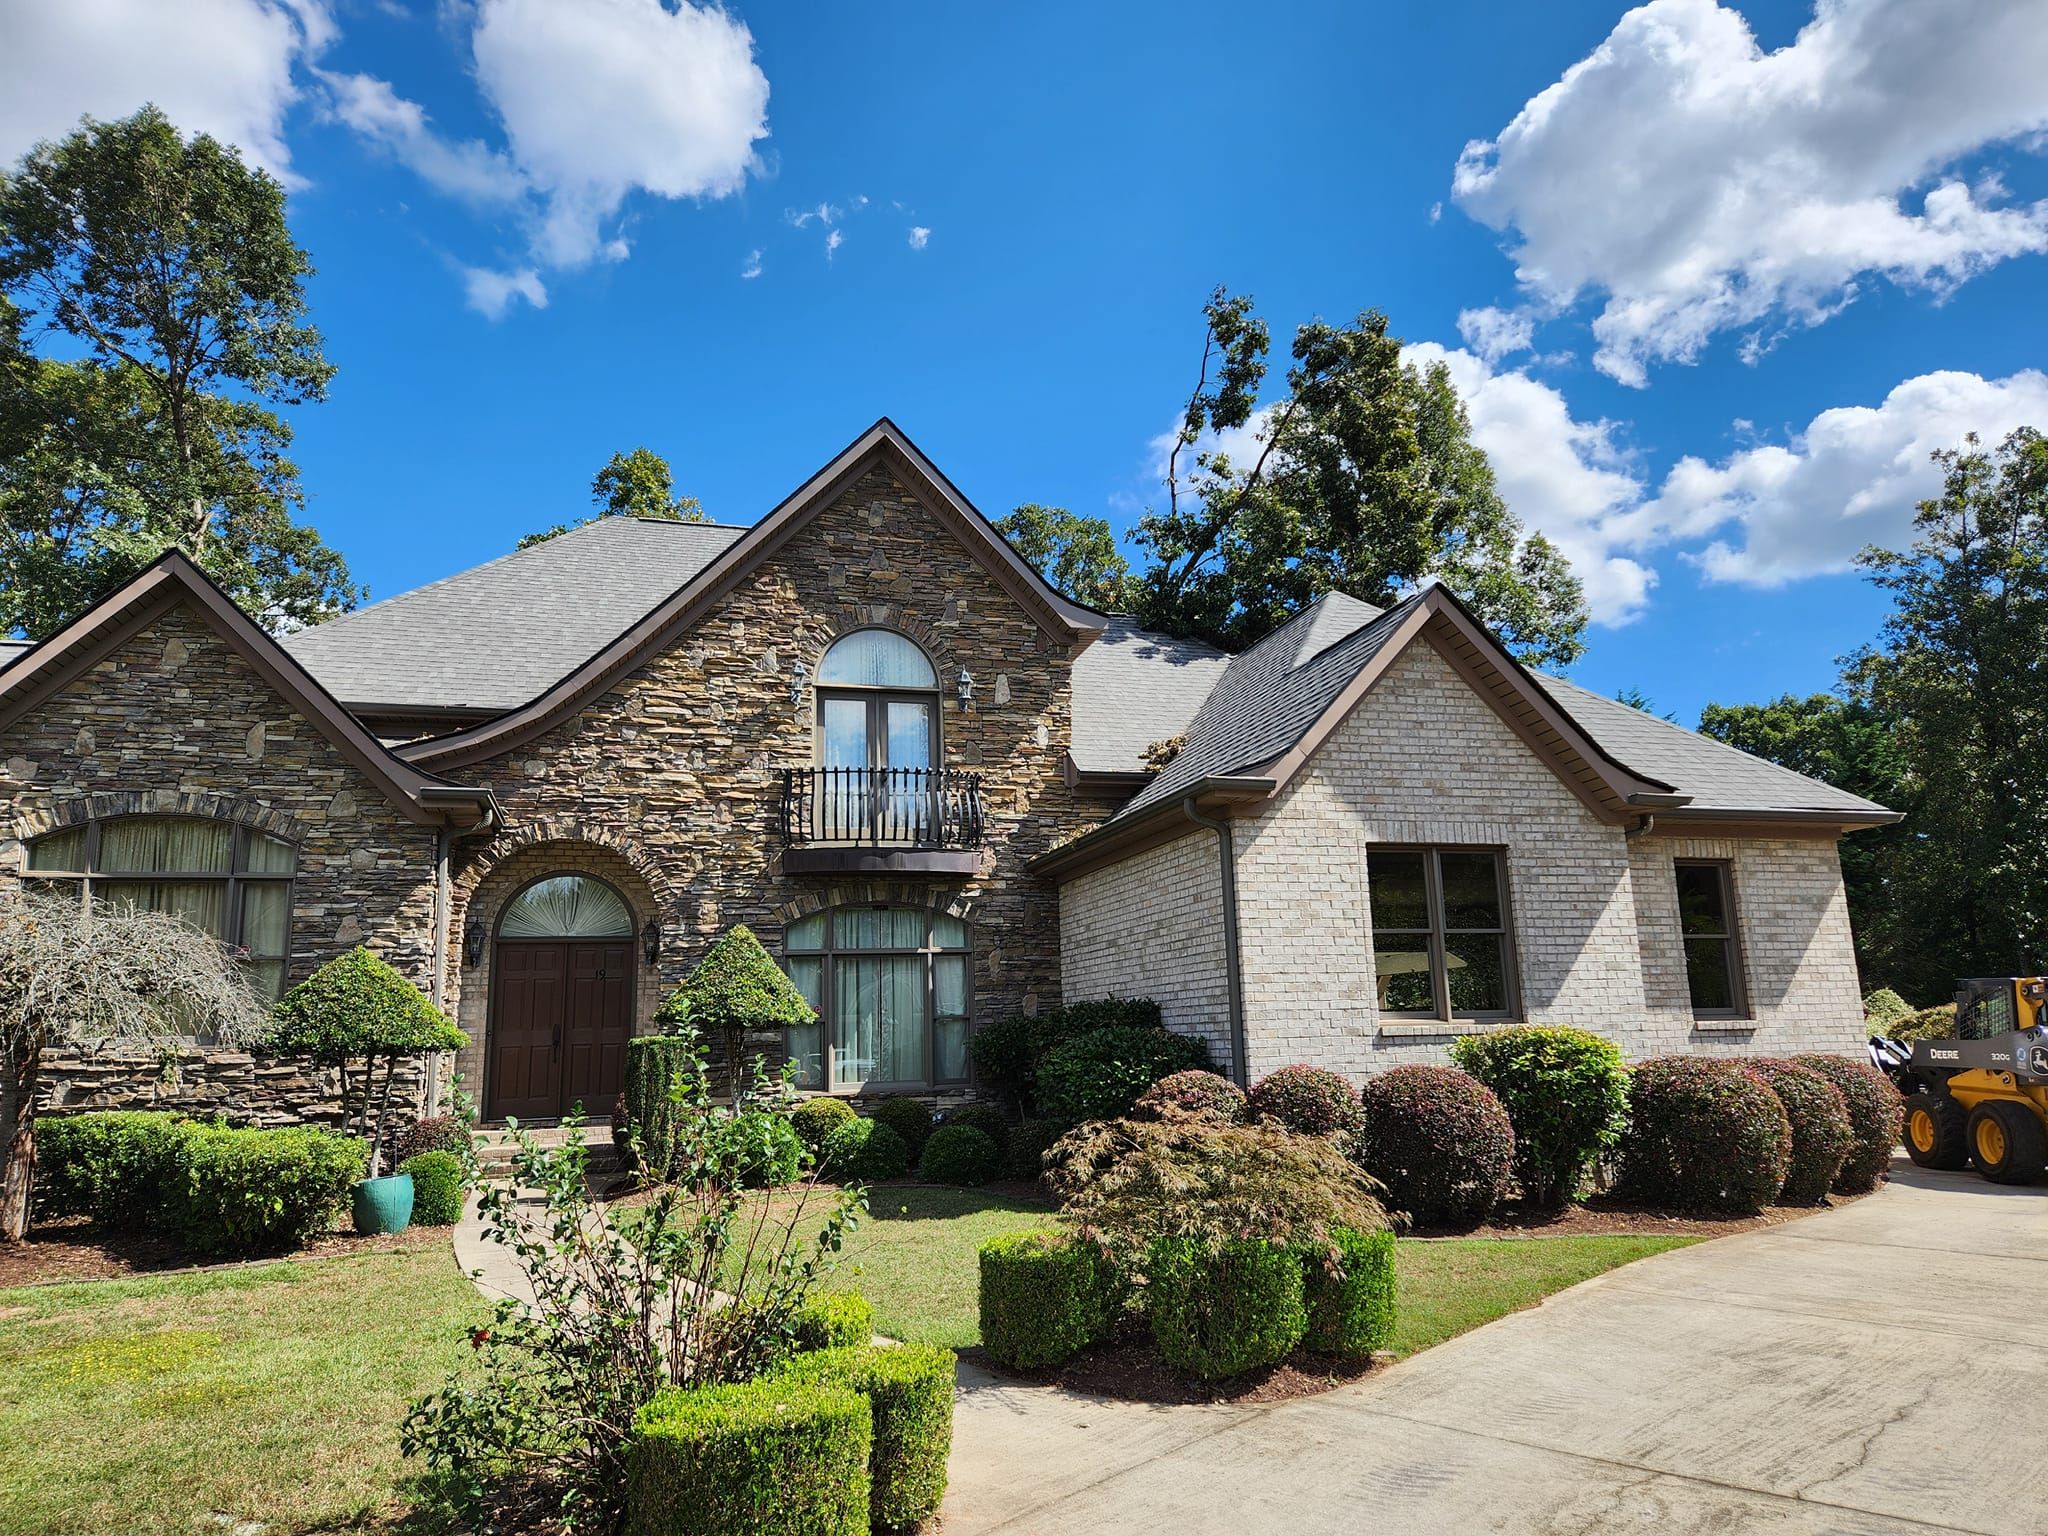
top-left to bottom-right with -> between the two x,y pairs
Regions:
1966,1101 -> 2047,1185
1903,1092 -> 1969,1171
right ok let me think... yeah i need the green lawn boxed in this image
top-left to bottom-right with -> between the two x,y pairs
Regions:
0,1248 -> 482,1536
1390,1234 -> 1696,1358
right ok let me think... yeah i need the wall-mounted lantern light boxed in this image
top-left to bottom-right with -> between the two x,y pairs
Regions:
956,666 -> 974,712
642,918 -> 662,966
462,918 -> 486,968
789,658 -> 809,706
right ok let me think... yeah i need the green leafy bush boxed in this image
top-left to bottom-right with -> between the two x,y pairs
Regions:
1892,1002 -> 1956,1042
1035,1026 -> 1211,1124
1617,1057 -> 1792,1214
172,1124 -> 366,1256
972,997 -> 1165,1111
790,1096 -> 855,1152
1353,1065 -> 1515,1226
1247,1065 -> 1362,1136
1449,1025 -> 1629,1207
1743,1059 -> 1853,1206
1148,1236 -> 1307,1380
938,1102 -> 1012,1159
968,1015 -> 1033,1109
792,1292 -> 873,1353
628,1379 -> 870,1536
977,1230 -> 1118,1369
1134,1069 -> 1246,1123
779,1343 -> 956,1528
399,1150 -> 465,1225
393,1114 -> 472,1165
655,926 -> 815,1087
869,1096 -> 934,1158
1300,1226 -> 1396,1360
623,1035 -> 697,1180
919,1124 -> 1000,1187
31,1110 -> 188,1225
1793,1052 -> 1904,1194
1862,988 -> 1912,1030
1003,1117 -> 1065,1183
818,1117 -> 909,1182
732,1110 -> 805,1189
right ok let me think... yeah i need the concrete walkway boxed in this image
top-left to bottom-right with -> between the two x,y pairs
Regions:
943,1160 -> 2048,1535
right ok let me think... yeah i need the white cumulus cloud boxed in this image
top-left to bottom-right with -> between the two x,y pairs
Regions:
1455,305 -> 1535,364
460,263 -> 546,319
318,69 -> 524,206
908,225 -> 931,250
1453,0 -> 2048,385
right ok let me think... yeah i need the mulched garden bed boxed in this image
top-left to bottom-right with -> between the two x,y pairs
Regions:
1404,1184 -> 1875,1241
962,1339 -> 1381,1405
0,1215 -> 445,1289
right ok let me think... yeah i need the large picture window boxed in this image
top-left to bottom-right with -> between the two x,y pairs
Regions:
1675,860 -> 1746,1019
25,816 -> 298,999
784,906 -> 971,1091
1367,846 -> 1517,1022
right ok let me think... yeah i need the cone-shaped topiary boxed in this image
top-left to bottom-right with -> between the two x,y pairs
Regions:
656,926 -> 815,1086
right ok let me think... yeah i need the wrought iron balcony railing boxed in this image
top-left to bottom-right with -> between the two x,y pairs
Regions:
779,766 -> 985,851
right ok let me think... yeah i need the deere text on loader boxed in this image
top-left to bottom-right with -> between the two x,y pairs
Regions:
1877,977 -> 2048,1185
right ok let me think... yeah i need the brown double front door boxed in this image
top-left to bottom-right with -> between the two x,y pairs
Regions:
487,940 -> 633,1121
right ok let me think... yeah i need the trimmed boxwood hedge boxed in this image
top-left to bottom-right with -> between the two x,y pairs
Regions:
399,1150 -> 466,1225
1148,1236 -> 1307,1381
1617,1056 -> 1791,1214
818,1117 -> 909,1182
33,1110 -> 190,1226
1247,1065 -> 1363,1137
978,1230 -> 1117,1370
1793,1052 -> 1904,1194
918,1125 -> 1000,1187
790,1096 -> 855,1152
869,1097 -> 934,1159
779,1343 -> 956,1529
1448,1025 -> 1629,1208
629,1379 -> 871,1536
1300,1226 -> 1397,1360
623,1035 -> 696,1179
1744,1058 -> 1853,1206
937,1102 -> 1012,1160
1353,1066 -> 1515,1226
792,1292 -> 874,1354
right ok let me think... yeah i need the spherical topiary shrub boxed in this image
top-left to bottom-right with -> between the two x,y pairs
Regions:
1246,1065 -> 1363,1137
869,1096 -> 935,1158
779,1343 -> 956,1530
1743,1058 -> 1853,1206
1353,1066 -> 1515,1226
398,1150 -> 465,1225
628,1379 -> 870,1536
1300,1226 -> 1396,1360
791,1291 -> 874,1353
1862,988 -> 1912,1032
818,1117 -> 909,1183
790,1096 -> 856,1153
1616,1057 -> 1792,1214
919,1125 -> 1001,1187
938,1103 -> 1012,1160
1793,1053 -> 1904,1194
1003,1118 -> 1066,1183
978,1230 -> 1117,1370
1148,1236 -> 1307,1381
1133,1069 -> 1247,1124
1448,1025 -> 1629,1208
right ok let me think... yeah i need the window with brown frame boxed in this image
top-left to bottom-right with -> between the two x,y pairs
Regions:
1674,859 -> 1747,1019
1366,846 -> 1518,1021
783,906 -> 971,1092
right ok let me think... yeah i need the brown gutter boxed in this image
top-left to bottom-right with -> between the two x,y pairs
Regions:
1180,797 -> 1250,1088
1029,775 -> 1275,882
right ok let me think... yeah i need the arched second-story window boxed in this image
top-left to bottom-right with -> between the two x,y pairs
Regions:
812,629 -> 943,842
24,816 -> 298,999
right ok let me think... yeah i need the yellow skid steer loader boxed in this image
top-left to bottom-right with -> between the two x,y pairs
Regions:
1872,978 -> 2048,1185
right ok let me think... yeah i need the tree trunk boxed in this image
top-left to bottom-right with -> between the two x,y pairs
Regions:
0,1038 -> 43,1243
371,1053 -> 399,1178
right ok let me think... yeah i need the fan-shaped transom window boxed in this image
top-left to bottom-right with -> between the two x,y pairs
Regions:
784,906 -> 970,1091
498,875 -> 634,940
816,629 -> 936,689
24,816 -> 298,999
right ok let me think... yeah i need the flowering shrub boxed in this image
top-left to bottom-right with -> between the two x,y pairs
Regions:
1793,1053 -> 1903,1194
1449,1025 -> 1629,1207
1616,1057 -> 1791,1214
1352,1066 -> 1514,1226
1246,1065 -> 1362,1137
1133,1069 -> 1247,1124
393,1114 -> 472,1166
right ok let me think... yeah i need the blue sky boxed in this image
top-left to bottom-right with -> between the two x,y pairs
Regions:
7,0 -> 2048,724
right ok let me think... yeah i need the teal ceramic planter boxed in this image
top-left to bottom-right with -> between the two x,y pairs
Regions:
352,1172 -> 415,1235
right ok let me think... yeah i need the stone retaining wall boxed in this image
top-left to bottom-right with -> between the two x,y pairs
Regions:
35,1044 -> 448,1133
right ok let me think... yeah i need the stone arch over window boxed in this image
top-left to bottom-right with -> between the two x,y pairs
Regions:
816,627 -> 938,689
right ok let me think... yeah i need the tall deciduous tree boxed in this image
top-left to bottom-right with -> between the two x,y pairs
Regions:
0,106 -> 357,638
1128,288 -> 1587,659
994,503 -> 1132,610
518,446 -> 705,548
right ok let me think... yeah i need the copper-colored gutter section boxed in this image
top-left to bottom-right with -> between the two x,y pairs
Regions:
0,550 -> 497,831
399,418 -> 1112,773
1181,796 -> 1249,1088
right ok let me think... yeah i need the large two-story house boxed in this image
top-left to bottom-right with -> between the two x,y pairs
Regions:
0,421 -> 1896,1126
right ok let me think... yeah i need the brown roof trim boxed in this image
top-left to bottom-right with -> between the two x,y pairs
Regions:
1645,806 -> 1905,837
1030,775 -> 1276,881
0,552 -> 497,829
402,419 -> 1111,772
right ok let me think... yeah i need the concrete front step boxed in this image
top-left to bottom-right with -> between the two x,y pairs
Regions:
476,1121 -> 623,1174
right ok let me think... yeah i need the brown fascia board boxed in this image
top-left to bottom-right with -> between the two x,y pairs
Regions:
0,552 -> 496,829
1646,806 -> 1905,837
402,418 -> 1111,773
1029,775 -> 1275,881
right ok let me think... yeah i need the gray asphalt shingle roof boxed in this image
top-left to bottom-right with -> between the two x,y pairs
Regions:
0,640 -> 29,672
1069,617 -> 1232,776
281,516 -> 746,712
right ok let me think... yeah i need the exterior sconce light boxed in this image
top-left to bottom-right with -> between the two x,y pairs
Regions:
642,918 -> 662,967
956,666 -> 974,712
790,658 -> 809,706
462,919 -> 486,968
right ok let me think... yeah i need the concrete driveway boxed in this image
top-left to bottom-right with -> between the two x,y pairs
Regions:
942,1160 -> 2047,1534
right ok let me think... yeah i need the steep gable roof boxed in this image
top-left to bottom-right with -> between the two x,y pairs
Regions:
1069,616 -> 1231,778
400,418 -> 1109,771
0,552 -> 496,828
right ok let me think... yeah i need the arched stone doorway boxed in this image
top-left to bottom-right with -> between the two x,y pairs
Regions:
486,872 -> 637,1121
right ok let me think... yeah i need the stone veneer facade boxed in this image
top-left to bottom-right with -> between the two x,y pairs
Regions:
1059,634 -> 1865,1079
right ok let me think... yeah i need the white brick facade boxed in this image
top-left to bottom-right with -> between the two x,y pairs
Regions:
1060,634 -> 1866,1080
